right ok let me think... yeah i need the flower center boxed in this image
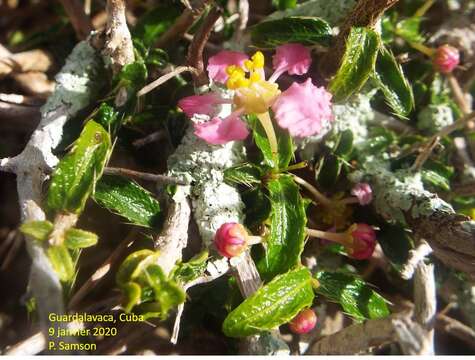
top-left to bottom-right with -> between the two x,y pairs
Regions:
225,51 -> 281,114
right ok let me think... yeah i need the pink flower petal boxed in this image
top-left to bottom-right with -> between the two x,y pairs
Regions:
351,183 -> 373,205
272,78 -> 333,138
193,115 -> 249,145
178,93 -> 222,118
272,43 -> 312,77
207,51 -> 248,83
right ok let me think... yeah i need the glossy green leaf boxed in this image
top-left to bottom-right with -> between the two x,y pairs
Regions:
115,61 -> 148,99
94,103 -> 119,129
170,251 -> 209,284
257,175 -> 306,281
224,163 -> 263,188
373,46 -> 414,118
329,27 -> 380,102
94,175 -> 161,228
315,271 -> 390,321
47,245 -> 75,283
251,16 -> 332,48
223,268 -> 314,337
46,121 -> 111,214
20,220 -> 53,242
248,114 -> 293,170
64,228 -> 98,249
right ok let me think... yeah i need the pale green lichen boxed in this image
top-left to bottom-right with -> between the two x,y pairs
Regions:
167,98 -> 245,247
357,159 -> 454,224
417,104 -> 454,134
41,41 -> 102,119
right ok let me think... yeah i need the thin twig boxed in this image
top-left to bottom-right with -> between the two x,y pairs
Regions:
436,313 -> 475,351
171,270 -> 229,344
232,0 -> 249,42
59,0 -> 94,40
137,66 -> 198,97
187,6 -> 222,86
153,0 -> 213,49
103,167 -> 189,185
412,111 -> 475,170
132,130 -> 166,148
447,73 -> 471,115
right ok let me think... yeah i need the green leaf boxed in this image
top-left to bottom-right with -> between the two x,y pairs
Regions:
373,46 -> 414,118
329,27 -> 381,102
316,154 -> 342,188
140,264 -> 185,317
334,130 -> 354,157
122,282 -> 142,313
378,223 -> 413,270
116,249 -> 158,285
251,16 -> 332,48
20,220 -> 53,241
223,268 -> 314,337
46,121 -> 111,214
315,271 -> 390,321
395,17 -> 424,43
273,0 -> 297,10
248,114 -> 293,170
94,175 -> 161,228
242,187 -> 272,228
94,103 -> 119,129
132,5 -> 181,47
115,61 -> 148,98
224,163 -> 263,188
170,251 -> 209,284
64,228 -> 98,249
47,245 -> 75,283
257,175 -> 306,281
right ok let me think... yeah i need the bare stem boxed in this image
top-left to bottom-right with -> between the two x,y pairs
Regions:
59,0 -> 93,40
292,175 -> 333,206
187,5 -> 222,86
137,66 -> 198,97
103,167 -> 188,185
306,228 -> 350,245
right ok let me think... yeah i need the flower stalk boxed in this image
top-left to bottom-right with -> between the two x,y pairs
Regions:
257,111 -> 279,163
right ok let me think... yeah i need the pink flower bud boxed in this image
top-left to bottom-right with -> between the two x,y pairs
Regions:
214,222 -> 249,258
433,45 -> 460,74
288,309 -> 317,334
351,183 -> 373,205
347,223 -> 376,260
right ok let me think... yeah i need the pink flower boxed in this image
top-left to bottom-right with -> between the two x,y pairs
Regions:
347,223 -> 376,260
433,45 -> 460,74
178,93 -> 223,118
272,78 -> 333,138
270,43 -> 312,82
288,309 -> 317,334
351,183 -> 373,205
193,114 -> 249,145
214,222 -> 249,258
207,51 -> 248,83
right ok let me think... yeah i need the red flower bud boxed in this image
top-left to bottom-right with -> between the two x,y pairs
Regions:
288,309 -> 317,334
347,223 -> 376,260
214,222 -> 249,258
433,45 -> 460,74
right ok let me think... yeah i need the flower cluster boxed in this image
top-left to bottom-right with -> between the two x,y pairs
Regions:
178,44 -> 333,145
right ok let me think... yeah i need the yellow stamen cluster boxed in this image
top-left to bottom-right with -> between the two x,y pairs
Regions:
226,51 -> 265,90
